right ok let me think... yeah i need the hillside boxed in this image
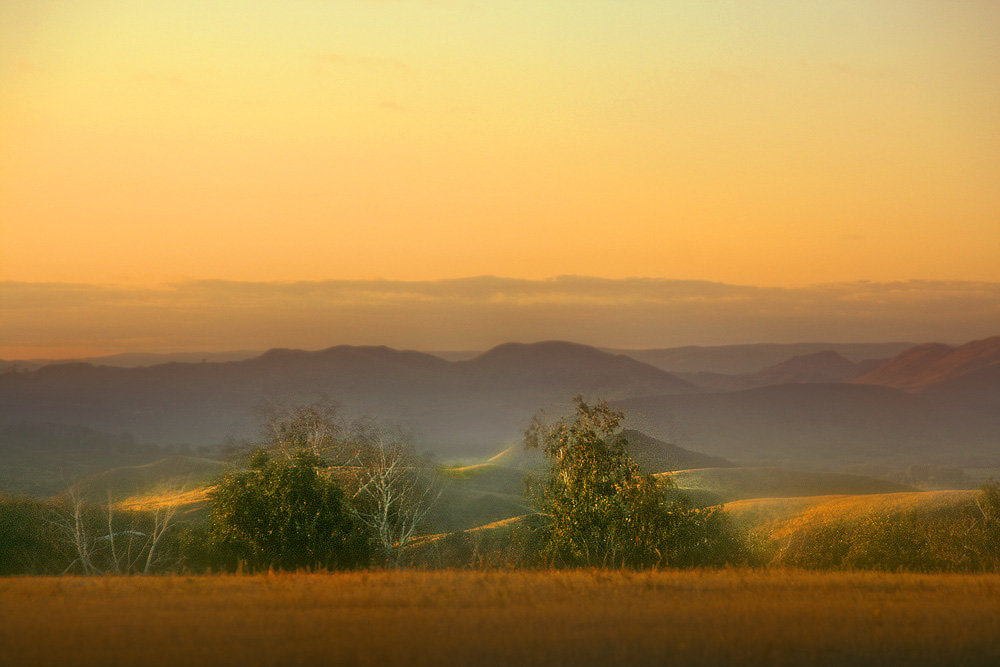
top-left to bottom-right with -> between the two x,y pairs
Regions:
0,423 -> 168,497
853,335 -> 1000,390
428,428 -> 732,531
458,342 -> 698,395
742,351 -> 862,386
724,490 -> 977,545
69,456 -> 228,503
0,350 -> 261,373
679,350 -> 871,391
5,337 -> 998,471
616,383 -> 968,466
623,429 -> 734,472
661,466 -> 914,505
480,430 -> 731,474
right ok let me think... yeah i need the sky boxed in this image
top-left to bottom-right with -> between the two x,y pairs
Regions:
1,1 -> 998,356
3,278 -> 998,359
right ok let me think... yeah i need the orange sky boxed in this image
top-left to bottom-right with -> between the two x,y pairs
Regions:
2,1 -> 998,288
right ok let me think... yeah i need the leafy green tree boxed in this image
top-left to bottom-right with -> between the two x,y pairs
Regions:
526,396 -> 745,568
207,450 -> 371,570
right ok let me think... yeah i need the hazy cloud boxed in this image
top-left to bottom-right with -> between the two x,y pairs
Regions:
2,277 -> 998,358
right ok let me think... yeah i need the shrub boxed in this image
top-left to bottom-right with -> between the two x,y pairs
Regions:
207,450 -> 371,571
0,495 -> 71,574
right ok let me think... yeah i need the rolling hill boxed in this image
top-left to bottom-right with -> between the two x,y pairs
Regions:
69,456 -> 228,503
677,350 -> 876,391
725,489 -> 975,530
661,466 -> 914,505
616,383 -> 967,466
0,423 -> 170,497
469,429 -> 732,474
432,429 -> 730,531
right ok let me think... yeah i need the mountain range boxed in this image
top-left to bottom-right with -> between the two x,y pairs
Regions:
1,336 -> 998,468
0,342 -> 695,454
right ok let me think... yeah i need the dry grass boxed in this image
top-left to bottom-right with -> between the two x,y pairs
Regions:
2,569 -> 1000,666
414,514 -> 528,545
116,487 -> 212,513
725,490 -> 976,537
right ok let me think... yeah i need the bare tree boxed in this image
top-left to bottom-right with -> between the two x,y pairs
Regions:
142,500 -> 180,574
52,486 -> 183,575
51,487 -> 100,575
248,402 -> 443,566
256,399 -> 343,460
343,423 -> 443,566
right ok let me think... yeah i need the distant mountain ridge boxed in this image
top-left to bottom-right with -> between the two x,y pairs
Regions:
677,350 -> 874,391
0,341 -> 695,454
3,341 -> 918,375
0,350 -> 262,373
606,342 -> 917,374
852,336 -> 1000,391
3,336 -> 998,469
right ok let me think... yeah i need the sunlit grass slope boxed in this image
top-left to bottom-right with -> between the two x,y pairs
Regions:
117,487 -> 212,514
2,570 -> 999,667
662,466 -> 914,505
431,461 -> 530,533
725,489 -> 976,537
69,456 -> 227,503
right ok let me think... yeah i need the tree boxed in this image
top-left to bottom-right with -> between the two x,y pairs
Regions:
342,422 -> 443,566
48,486 -> 182,575
256,399 -> 343,460
526,396 -> 744,568
213,401 -> 441,569
207,450 -> 371,570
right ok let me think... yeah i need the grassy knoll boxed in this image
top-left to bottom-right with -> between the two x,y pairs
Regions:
725,489 -> 975,536
662,466 -> 914,506
723,490 -> 1000,570
2,570 -> 999,666
70,456 -> 228,503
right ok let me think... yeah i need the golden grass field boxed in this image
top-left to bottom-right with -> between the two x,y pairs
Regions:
724,490 -> 976,537
2,570 -> 1000,666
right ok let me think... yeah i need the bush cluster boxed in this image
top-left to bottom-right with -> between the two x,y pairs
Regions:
188,450 -> 372,572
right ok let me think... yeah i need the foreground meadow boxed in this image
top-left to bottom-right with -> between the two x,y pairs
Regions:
2,570 -> 1000,666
